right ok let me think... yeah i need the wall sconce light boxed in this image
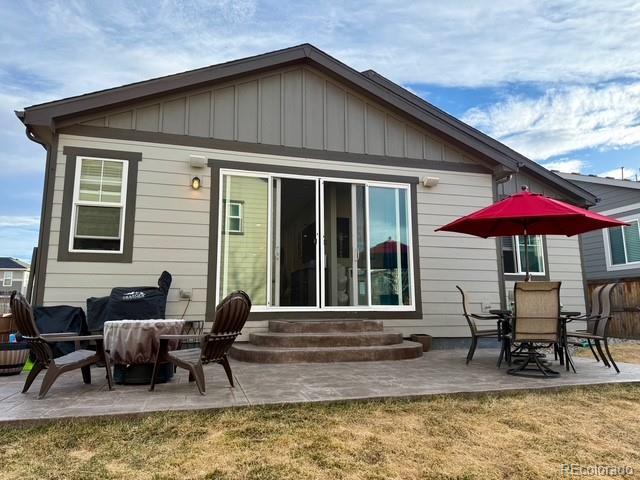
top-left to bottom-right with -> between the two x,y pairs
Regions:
422,176 -> 440,188
189,154 -> 206,168
191,176 -> 201,190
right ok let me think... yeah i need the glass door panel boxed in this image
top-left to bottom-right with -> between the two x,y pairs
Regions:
219,174 -> 269,305
272,177 -> 318,307
322,182 -> 368,306
368,186 -> 411,306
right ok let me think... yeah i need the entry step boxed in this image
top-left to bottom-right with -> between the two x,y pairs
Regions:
229,341 -> 423,363
268,320 -> 384,333
249,331 -> 403,348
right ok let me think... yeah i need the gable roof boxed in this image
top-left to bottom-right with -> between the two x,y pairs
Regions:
0,257 -> 29,270
16,43 -> 596,206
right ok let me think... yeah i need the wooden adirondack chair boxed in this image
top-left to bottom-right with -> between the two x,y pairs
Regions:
149,290 -> 251,394
9,292 -> 113,399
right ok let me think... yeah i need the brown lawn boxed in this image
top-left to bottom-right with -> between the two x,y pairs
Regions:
575,342 -> 640,365
1,380 -> 640,480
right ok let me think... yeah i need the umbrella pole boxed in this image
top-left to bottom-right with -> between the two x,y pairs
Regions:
523,229 -> 530,281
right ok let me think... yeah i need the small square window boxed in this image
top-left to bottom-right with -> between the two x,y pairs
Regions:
224,200 -> 243,234
502,235 -> 545,275
3,272 -> 12,287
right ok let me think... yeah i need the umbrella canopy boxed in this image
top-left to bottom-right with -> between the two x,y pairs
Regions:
436,188 -> 628,238
436,186 -> 628,279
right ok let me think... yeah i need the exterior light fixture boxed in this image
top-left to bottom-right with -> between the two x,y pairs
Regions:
422,176 -> 440,188
191,176 -> 201,190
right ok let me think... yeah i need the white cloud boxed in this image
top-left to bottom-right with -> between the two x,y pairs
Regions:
0,216 -> 40,227
598,167 -> 637,180
0,0 -> 639,99
540,158 -> 587,173
462,82 -> 640,161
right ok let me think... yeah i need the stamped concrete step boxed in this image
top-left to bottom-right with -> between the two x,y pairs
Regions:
249,331 -> 403,348
268,320 -> 384,333
229,341 -> 423,363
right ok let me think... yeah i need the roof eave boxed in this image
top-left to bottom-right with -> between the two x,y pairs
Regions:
18,43 -> 592,204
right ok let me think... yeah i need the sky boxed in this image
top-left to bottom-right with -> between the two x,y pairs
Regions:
1,0 -> 640,261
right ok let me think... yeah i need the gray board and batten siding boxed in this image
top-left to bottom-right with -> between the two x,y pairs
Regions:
59,65 -> 483,169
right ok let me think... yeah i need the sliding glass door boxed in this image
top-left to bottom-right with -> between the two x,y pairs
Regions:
217,170 -> 414,311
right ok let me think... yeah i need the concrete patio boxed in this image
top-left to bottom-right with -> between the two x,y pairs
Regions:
1,348 -> 639,426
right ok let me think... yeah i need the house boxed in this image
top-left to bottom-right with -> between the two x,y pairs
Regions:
559,172 -> 640,339
16,44 -> 596,355
0,258 -> 30,295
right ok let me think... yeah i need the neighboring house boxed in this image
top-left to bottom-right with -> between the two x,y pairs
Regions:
559,172 -> 640,338
16,44 -> 595,344
0,258 -> 30,295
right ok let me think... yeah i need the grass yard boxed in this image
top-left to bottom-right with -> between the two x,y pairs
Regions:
2,385 -> 640,479
1,343 -> 639,480
575,341 -> 640,364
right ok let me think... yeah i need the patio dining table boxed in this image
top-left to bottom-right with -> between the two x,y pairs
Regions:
489,308 -> 582,373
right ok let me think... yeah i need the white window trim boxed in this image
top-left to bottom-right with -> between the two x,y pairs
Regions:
68,156 -> 128,254
603,215 -> 640,271
3,272 -> 12,287
504,235 -> 546,276
215,167 -> 416,312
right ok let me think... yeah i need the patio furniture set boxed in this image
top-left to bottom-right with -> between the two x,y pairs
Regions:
459,281 -> 620,377
6,290 -> 251,399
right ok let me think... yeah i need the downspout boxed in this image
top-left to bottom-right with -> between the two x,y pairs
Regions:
18,117 -> 53,306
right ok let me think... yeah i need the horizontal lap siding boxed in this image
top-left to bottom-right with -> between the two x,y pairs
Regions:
44,136 -> 211,323
546,235 -> 586,313
417,174 -> 501,336
46,134 -> 501,338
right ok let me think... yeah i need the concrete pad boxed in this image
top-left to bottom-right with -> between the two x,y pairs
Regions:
0,348 -> 639,426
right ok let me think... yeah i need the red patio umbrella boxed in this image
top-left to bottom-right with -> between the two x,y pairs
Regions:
436,186 -> 628,280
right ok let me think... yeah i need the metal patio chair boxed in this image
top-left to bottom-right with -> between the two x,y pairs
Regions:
565,284 -> 604,362
150,290 -> 251,394
9,292 -> 113,399
456,285 -> 501,364
508,281 -> 562,378
567,283 -> 619,373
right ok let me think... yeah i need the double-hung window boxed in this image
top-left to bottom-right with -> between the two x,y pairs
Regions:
70,157 -> 128,252
502,235 -> 545,275
606,219 -> 640,268
3,272 -> 12,287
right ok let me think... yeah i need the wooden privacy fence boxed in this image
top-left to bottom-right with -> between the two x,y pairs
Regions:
588,281 -> 640,339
